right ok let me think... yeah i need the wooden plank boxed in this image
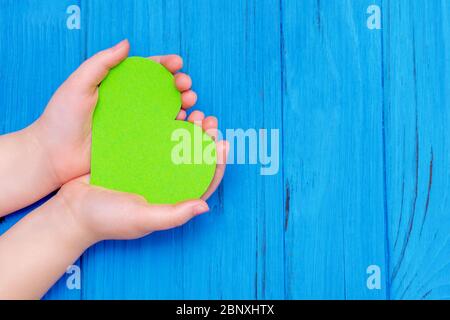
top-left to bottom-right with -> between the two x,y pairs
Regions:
281,0 -> 388,299
0,0 -> 84,299
2,0 -> 449,300
175,0 -> 285,300
383,0 -> 450,299
81,0 -> 284,299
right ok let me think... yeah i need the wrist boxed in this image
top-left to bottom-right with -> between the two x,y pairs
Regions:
25,121 -> 64,188
49,193 -> 99,250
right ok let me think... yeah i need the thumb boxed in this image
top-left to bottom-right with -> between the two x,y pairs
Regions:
139,200 -> 210,232
67,39 -> 130,94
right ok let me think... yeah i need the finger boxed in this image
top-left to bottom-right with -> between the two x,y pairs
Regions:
202,116 -> 218,141
71,174 -> 91,184
68,39 -> 130,94
181,90 -> 197,109
174,73 -> 192,92
187,110 -> 204,127
176,110 -> 187,120
149,55 -> 183,73
202,140 -> 229,201
138,200 -> 209,231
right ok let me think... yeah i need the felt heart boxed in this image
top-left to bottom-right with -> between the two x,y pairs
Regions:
91,57 -> 216,204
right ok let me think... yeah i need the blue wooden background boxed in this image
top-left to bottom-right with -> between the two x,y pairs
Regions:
0,0 -> 449,300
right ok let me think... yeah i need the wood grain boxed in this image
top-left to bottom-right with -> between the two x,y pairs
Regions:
282,0 -> 387,299
383,0 -> 450,299
0,0 -> 449,299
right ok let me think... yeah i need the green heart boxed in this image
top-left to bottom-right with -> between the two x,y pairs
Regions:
91,57 -> 216,204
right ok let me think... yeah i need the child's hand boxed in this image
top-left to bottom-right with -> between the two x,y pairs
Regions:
57,112 -> 228,243
32,40 -> 199,185
58,175 -> 206,243
0,40 -> 229,299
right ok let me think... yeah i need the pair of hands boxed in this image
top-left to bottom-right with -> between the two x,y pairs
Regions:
17,40 -> 228,243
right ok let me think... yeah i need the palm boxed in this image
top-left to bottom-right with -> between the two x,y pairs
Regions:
35,44 -> 228,195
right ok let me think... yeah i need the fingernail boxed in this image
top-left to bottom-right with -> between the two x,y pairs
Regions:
193,202 -> 209,215
111,39 -> 128,52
